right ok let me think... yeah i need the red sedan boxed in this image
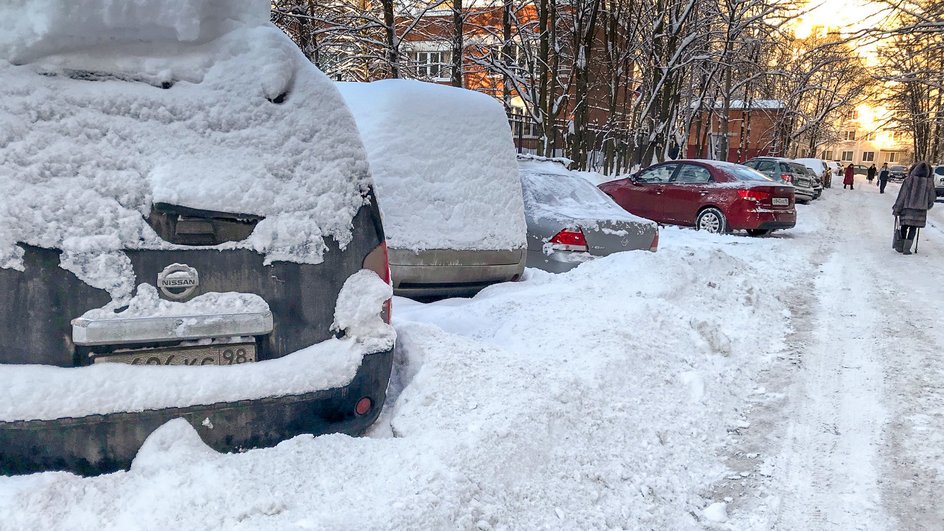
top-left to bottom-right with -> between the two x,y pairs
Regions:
598,159 -> 796,236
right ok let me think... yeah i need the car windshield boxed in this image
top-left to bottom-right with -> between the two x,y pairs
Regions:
891,165 -> 906,172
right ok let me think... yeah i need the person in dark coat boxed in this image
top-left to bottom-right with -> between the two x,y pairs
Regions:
843,164 -> 855,189
893,161 -> 935,254
867,163 -> 876,184
878,162 -> 889,193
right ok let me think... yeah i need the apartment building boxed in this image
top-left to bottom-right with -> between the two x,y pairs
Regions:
822,105 -> 912,166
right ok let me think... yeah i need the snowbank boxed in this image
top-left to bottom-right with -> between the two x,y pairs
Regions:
337,80 -> 527,251
519,159 -> 655,229
0,271 -> 394,422
0,0 -> 371,280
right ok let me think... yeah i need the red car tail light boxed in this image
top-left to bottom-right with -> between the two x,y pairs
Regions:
780,173 -> 793,183
549,228 -> 589,252
737,189 -> 772,202
363,242 -> 392,323
355,397 -> 373,416
649,229 -> 659,252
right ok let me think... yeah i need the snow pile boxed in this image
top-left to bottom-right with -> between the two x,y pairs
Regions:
0,0 -> 371,279
0,0 -> 268,63
337,80 -> 527,251
332,270 -> 396,352
0,218 -> 813,528
0,272 -> 393,422
519,159 -> 655,229
79,284 -> 270,320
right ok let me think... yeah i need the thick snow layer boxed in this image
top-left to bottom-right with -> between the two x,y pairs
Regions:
79,284 -> 269,320
0,1 -> 371,279
10,185 -> 944,528
0,271 -> 393,422
332,270 -> 395,353
337,80 -> 527,251
519,159 -> 655,229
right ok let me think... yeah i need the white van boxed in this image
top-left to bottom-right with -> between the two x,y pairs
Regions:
338,80 -> 527,297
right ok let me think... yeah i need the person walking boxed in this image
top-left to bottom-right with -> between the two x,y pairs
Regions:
843,163 -> 855,189
867,163 -> 876,185
893,161 -> 935,254
878,162 -> 890,193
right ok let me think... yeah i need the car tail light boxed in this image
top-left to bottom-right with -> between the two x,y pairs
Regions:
649,229 -> 659,252
780,173 -> 793,183
355,397 -> 373,416
737,189 -> 772,202
363,242 -> 392,323
549,228 -> 589,252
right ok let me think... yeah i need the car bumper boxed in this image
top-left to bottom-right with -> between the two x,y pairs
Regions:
526,249 -> 594,274
0,348 -> 393,476
730,209 -> 796,231
936,187 -> 944,197
390,248 -> 525,297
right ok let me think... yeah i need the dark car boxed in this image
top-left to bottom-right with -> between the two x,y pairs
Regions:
743,157 -> 816,203
599,159 -> 796,236
0,19 -> 394,475
888,164 -> 908,182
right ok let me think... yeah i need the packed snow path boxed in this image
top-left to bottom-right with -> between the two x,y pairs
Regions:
721,177 -> 944,530
2,175 -> 944,530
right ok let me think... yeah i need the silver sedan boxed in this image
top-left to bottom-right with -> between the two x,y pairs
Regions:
519,160 -> 659,273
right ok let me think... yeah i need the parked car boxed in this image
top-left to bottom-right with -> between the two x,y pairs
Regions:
801,166 -> 823,199
889,164 -> 908,182
795,158 -> 832,189
338,80 -> 527,298
0,12 -> 395,475
934,165 -> 944,197
853,164 -> 870,176
518,157 -> 658,273
599,159 -> 796,236
743,157 -> 816,203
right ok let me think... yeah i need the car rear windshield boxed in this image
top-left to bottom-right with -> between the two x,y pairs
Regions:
935,166 -> 944,175
724,165 -> 775,182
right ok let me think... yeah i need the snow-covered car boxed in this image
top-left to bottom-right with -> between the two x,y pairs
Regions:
935,165 -> 944,197
338,80 -> 527,298
0,3 -> 394,474
518,158 -> 658,273
795,157 -> 832,188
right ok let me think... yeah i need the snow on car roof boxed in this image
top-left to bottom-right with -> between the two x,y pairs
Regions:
337,80 -> 526,252
0,0 -> 371,274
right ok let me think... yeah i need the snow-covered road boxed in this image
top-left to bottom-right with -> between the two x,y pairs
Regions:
722,177 -> 944,530
2,175 -> 943,530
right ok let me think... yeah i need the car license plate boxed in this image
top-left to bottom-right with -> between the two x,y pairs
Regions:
94,343 -> 257,366
772,197 -> 789,206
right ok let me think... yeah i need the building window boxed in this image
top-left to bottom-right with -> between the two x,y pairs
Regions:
822,150 -> 834,160
864,132 -> 876,141
841,151 -> 854,161
884,152 -> 899,163
841,130 -> 857,141
862,151 -> 875,161
410,51 -> 452,81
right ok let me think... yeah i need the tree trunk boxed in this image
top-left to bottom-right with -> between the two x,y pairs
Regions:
451,0 -> 464,88
381,0 -> 399,78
